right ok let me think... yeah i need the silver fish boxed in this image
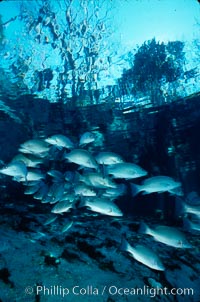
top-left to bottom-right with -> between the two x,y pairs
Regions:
62,220 -> 73,233
121,238 -> 165,271
140,221 -> 192,248
107,162 -> 147,179
79,132 -> 95,146
0,161 -> 27,182
79,197 -> 123,217
78,172 -> 117,189
44,216 -> 57,225
131,176 -> 181,196
29,231 -> 46,242
19,139 -> 49,157
26,170 -> 45,182
12,154 -> 43,168
65,149 -> 98,169
96,151 -> 124,165
45,134 -> 74,149
74,183 -> 96,196
51,200 -> 74,214
102,184 -> 126,198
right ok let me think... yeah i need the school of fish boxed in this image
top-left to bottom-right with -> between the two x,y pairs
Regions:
0,131 -> 199,271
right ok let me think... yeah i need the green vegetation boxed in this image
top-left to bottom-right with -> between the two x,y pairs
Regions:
119,38 -> 185,104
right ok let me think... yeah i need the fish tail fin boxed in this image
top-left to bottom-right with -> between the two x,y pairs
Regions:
139,221 -> 150,235
131,183 -> 141,197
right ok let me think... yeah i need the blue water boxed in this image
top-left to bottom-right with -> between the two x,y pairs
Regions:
0,1 -> 200,301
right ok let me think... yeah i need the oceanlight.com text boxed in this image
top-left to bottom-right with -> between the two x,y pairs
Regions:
24,284 -> 194,298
